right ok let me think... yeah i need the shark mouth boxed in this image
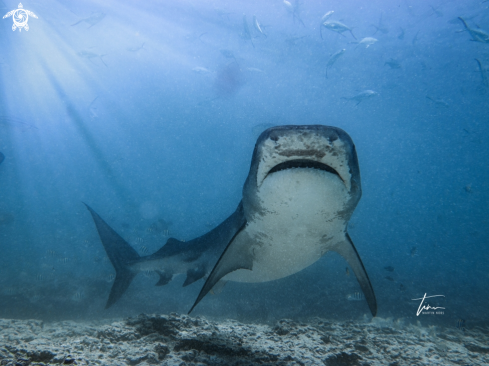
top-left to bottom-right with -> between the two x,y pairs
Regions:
266,159 -> 343,182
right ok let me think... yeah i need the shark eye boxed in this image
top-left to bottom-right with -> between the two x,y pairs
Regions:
266,159 -> 343,181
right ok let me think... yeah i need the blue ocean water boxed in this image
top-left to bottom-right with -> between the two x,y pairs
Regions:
0,0 -> 487,334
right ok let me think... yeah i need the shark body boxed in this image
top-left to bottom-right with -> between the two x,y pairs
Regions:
86,125 -> 377,316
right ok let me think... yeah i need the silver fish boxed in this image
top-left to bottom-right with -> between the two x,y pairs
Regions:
71,12 -> 106,28
320,10 -> 334,23
253,15 -> 266,37
384,58 -> 401,69
458,17 -> 489,43
326,48 -> 346,78
321,20 -> 356,39
353,37 -> 377,48
347,292 -> 365,301
372,12 -> 388,35
475,58 -> 489,88
426,96 -> 449,108
342,90 -> 379,105
126,43 -> 145,52
242,15 -> 254,48
78,50 -> 107,67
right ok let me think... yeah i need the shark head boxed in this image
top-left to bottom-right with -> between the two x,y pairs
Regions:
243,125 -> 361,221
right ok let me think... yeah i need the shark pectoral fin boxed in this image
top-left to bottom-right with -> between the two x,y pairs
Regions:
333,233 -> 377,317
188,228 -> 250,314
155,270 -> 172,286
210,280 -> 227,295
183,266 -> 206,287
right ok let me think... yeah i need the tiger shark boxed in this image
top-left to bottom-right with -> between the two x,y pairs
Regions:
85,125 -> 377,316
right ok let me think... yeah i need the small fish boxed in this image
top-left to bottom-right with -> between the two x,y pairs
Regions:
143,270 -> 154,278
347,292 -> 364,301
148,218 -> 172,233
246,67 -> 265,73
398,27 -> 405,40
214,8 -> 233,21
430,5 -> 443,18
107,274 -> 115,282
71,12 -> 106,28
325,48 -> 346,78
399,284 -> 406,291
283,0 -> 305,27
0,116 -> 38,131
220,49 -> 236,61
47,250 -> 57,257
192,67 -> 212,74
126,43 -> 145,52
426,96 -> 449,108
410,246 -> 418,257
371,12 -> 388,35
384,58 -> 401,69
321,21 -> 356,39
457,319 -> 466,331
475,59 -> 489,88
58,257 -> 69,263
83,239 -> 90,244
285,35 -> 306,46
345,267 -> 350,276
73,291 -> 83,300
241,15 -> 254,48
384,276 -> 395,282
36,274 -> 45,281
78,50 -> 107,67
342,90 -> 379,106
320,10 -> 334,23
412,30 -> 420,45
464,184 -> 472,193
253,15 -> 266,37
458,17 -> 489,43
139,245 -> 148,254
384,266 -> 394,272
135,237 -> 144,245
352,37 -> 377,48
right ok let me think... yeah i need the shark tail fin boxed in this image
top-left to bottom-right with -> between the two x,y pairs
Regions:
84,203 -> 140,308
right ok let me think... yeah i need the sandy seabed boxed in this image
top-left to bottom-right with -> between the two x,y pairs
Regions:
0,314 -> 487,366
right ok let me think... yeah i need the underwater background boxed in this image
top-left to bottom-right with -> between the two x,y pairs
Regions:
0,0 -> 488,333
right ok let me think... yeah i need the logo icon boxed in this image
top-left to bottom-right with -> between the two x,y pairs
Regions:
3,3 -> 38,32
